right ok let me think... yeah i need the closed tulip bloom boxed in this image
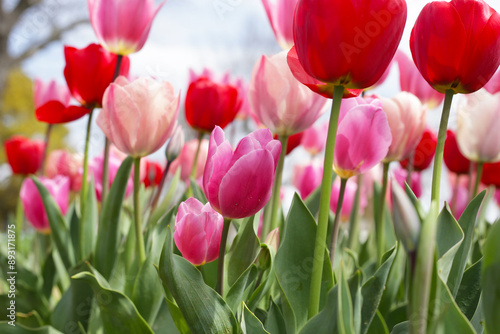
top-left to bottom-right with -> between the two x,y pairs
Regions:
290,0 -> 406,92
143,160 -> 164,188
250,51 -> 327,136
4,136 -> 45,175
380,92 -> 427,162
169,138 -> 209,182
203,127 -> 281,219
261,0 -> 296,49
301,122 -> 328,155
165,125 -> 185,163
456,91 -> 500,163
481,161 -> 500,187
64,44 -> 130,108
97,76 -> 179,158
174,197 -> 224,266
88,0 -> 164,55
45,150 -> 83,192
293,163 -> 323,199
410,0 -> 500,94
400,128 -> 437,172
444,130 -> 471,175
333,102 -> 392,180
394,51 -> 444,108
20,176 -> 70,233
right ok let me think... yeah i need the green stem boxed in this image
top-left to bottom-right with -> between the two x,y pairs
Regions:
134,157 -> 146,264
308,85 -> 344,318
80,110 -> 94,212
15,185 -> 24,248
431,90 -> 454,203
190,132 -> 204,180
149,160 -> 172,214
216,218 -> 232,296
329,178 -> 347,267
472,162 -> 483,200
376,162 -> 390,264
40,123 -> 53,176
347,174 -> 363,250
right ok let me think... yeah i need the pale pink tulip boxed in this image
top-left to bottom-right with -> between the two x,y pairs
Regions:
169,138 -> 209,182
333,101 -> 392,180
45,150 -> 83,192
203,127 -> 281,219
261,0 -> 296,49
174,197 -> 224,266
456,90 -> 500,163
301,122 -> 328,156
34,79 -> 71,109
165,125 -> 185,163
395,50 -> 444,109
250,51 -> 327,136
87,0 -> 164,55
380,92 -> 427,163
293,163 -> 323,199
97,76 -> 179,158
20,176 -> 70,233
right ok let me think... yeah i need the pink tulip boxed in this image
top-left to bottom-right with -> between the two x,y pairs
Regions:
293,163 -> 323,199
174,197 -> 224,266
380,92 -> 427,162
485,69 -> 500,94
261,0 -> 296,49
495,188 -> 500,207
450,184 -> 468,220
169,138 -> 209,182
392,167 -> 422,198
87,0 -> 164,55
20,176 -> 70,233
45,150 -> 83,192
394,51 -> 445,108
301,122 -> 328,155
456,90 -> 500,163
330,178 -> 366,220
97,76 -> 179,158
250,51 -> 327,136
34,79 -> 71,109
333,99 -> 392,180
203,127 -> 281,219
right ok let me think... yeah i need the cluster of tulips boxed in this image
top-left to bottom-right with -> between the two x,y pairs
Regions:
2,0 -> 500,333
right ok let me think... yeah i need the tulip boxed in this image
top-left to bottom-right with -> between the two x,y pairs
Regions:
143,160 -> 164,188
410,0 -> 500,94
394,51 -> 444,108
261,0 -> 296,49
293,163 -> 323,199
169,138 -> 209,182
20,176 -> 70,233
97,76 -> 179,158
274,132 -> 303,155
185,69 -> 241,132
203,126 -> 281,219
301,122 -> 328,156
380,92 -> 427,163
450,184 -> 469,219
45,150 -> 83,192
87,0 -> 164,56
330,178 -> 365,220
485,69 -> 500,95
64,44 -> 130,108
495,189 -> 500,207
481,162 -> 500,187
34,79 -> 71,109
444,130 -> 471,175
165,125 -> 185,163
400,128 -> 437,172
456,91 -> 500,163
250,51 -> 327,136
174,197 -> 224,266
393,167 -> 422,198
4,136 -> 45,175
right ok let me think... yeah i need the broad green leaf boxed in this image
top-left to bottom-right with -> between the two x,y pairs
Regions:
225,265 -> 259,314
151,300 -> 181,334
470,296 -> 484,334
298,285 -> 339,334
265,299 -> 287,334
79,179 -> 98,261
368,310 -> 389,334
481,219 -> 500,334
247,243 -> 277,311
436,205 -> 463,282
455,258 -> 482,320
94,157 -> 133,280
164,293 -> 191,334
242,303 -> 270,334
0,323 -> 63,333
390,322 -> 409,334
448,191 -> 485,296
158,226 -> 238,333
348,270 -> 362,334
190,178 -> 208,203
146,207 -> 175,264
404,183 -> 425,220
379,243 -> 405,316
338,264 -> 354,334
72,271 -> 153,334
32,177 -> 75,269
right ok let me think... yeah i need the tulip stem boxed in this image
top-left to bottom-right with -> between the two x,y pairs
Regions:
15,186 -> 24,248
80,109 -> 94,213
431,90 -> 454,204
329,178 -> 347,267
308,85 -> 344,319
190,132 -> 204,180
149,160 -> 172,214
472,162 -> 483,200
216,218 -> 231,296
134,157 -> 146,264
40,123 -> 53,176
347,174 -> 363,250
376,162 -> 390,265
451,175 -> 459,215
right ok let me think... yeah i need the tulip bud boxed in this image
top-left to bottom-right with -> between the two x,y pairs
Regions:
390,178 -> 421,253
166,125 -> 185,162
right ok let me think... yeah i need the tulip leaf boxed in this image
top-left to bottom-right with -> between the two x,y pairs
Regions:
72,270 -> 154,334
404,182 -> 426,220
158,226 -> 238,333
275,194 -> 334,333
368,310 -> 389,334
190,178 -> 208,204
264,299 -> 287,334
436,205 -> 464,282
0,323 -> 63,333
247,243 -> 277,311
447,191 -> 485,296
338,264 -> 354,334
242,303 -> 270,334
94,156 -> 134,280
455,258 -> 482,320
32,176 -> 75,270
390,322 -> 409,334
225,264 -> 259,314
481,219 -> 500,334
79,179 -> 98,261
378,243 -> 405,317
146,207 -> 175,265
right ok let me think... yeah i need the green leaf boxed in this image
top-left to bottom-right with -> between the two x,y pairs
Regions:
436,205 -> 464,282
79,179 -> 98,261
264,299 -> 287,334
481,219 -> 500,334
150,300 -> 182,334
32,176 -> 75,269
190,178 -> 208,203
275,194 -> 334,333
0,323 -> 63,333
298,285 -> 338,334
242,303 -> 270,334
367,310 -> 389,334
94,157 -> 134,280
247,243 -> 277,311
225,264 -> 259,314
390,322 -> 409,334
379,243 -> 405,316
455,259 -> 482,320
447,191 -> 485,296
146,207 -> 175,264
404,183 -> 425,221
72,270 -> 154,334
158,226 -> 238,333
338,264 -> 354,334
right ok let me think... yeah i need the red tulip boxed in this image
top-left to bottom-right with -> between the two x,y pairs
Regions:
4,136 -> 45,175
400,128 -> 437,171
64,43 -> 130,108
444,130 -> 471,175
289,0 -> 407,97
143,160 -> 164,188
274,132 -> 303,155
481,161 -> 500,187
410,0 -> 500,94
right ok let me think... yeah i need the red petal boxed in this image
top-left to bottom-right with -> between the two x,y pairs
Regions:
36,102 -> 89,124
